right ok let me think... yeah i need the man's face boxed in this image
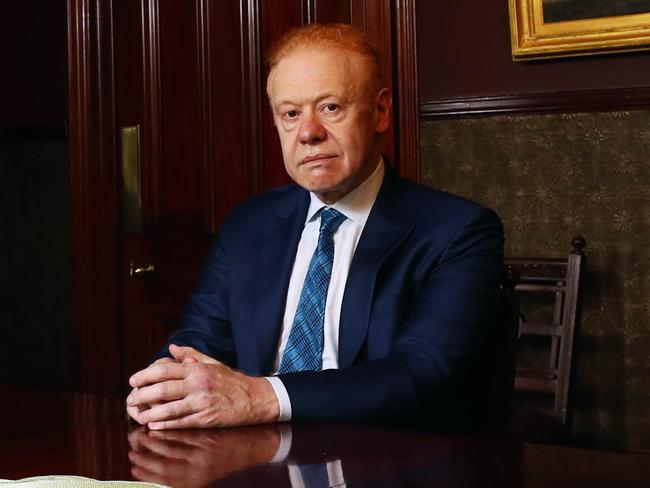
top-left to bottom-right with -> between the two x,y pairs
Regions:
267,48 -> 391,204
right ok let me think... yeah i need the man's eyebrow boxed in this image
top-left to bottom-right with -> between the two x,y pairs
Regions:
273,99 -> 298,109
273,93 -> 342,109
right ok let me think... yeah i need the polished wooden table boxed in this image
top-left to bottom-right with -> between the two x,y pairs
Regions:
1,388 -> 648,487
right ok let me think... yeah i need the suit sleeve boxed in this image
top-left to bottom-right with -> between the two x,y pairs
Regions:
278,208 -> 504,431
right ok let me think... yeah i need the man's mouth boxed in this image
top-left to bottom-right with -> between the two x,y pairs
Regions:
300,154 -> 337,165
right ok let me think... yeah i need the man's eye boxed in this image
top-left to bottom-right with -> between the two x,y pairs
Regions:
284,110 -> 298,119
324,104 -> 338,113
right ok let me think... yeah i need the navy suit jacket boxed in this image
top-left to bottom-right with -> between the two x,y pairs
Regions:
157,169 -> 504,433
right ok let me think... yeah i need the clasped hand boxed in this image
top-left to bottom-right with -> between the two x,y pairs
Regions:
126,344 -> 279,430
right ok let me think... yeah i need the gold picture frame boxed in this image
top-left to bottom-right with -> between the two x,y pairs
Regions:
508,0 -> 650,60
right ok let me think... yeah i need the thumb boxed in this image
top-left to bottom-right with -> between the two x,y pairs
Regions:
169,344 -> 217,364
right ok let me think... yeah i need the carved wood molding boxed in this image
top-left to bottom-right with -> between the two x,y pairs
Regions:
243,0 -> 264,196
68,0 -> 122,392
349,0 -> 395,163
302,0 -> 315,24
142,0 -> 163,225
420,87 -> 650,119
197,0 -> 216,233
394,0 -> 420,182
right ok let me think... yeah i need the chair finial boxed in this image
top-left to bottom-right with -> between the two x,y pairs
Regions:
571,235 -> 586,255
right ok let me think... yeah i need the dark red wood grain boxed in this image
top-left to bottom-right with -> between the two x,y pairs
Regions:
68,0 -> 122,394
259,0 -> 303,190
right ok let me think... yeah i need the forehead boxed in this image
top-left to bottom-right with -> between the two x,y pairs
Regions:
267,48 -> 366,105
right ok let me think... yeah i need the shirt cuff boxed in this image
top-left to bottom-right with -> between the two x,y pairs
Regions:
269,423 -> 293,463
264,376 -> 292,422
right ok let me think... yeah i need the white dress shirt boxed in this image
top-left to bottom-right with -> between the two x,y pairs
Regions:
270,424 -> 347,487
266,159 -> 384,421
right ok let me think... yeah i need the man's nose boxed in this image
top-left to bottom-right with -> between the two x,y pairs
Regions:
298,114 -> 326,145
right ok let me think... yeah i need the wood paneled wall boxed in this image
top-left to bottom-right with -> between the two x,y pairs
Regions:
416,0 -> 650,118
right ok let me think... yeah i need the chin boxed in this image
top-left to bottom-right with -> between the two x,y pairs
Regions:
310,179 -> 352,199
306,182 -> 338,194
299,172 -> 342,191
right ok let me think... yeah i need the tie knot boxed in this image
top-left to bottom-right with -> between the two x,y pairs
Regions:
319,208 -> 346,236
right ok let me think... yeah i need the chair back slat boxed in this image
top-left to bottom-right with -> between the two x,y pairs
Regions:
519,323 -> 562,337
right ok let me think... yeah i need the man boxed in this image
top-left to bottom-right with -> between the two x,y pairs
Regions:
126,23 -> 504,433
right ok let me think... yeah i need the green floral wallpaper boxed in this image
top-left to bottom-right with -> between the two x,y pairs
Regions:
421,111 -> 650,451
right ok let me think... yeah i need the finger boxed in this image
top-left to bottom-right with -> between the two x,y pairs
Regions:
128,449 -> 176,480
127,380 -> 186,407
126,402 -> 149,425
129,361 -> 187,388
169,344 -> 218,365
130,465 -> 166,486
148,429 -> 218,448
134,431 -> 200,460
182,356 -> 198,364
127,426 -> 149,450
147,430 -> 210,447
138,398 -> 195,425
126,387 -> 142,411
147,411 -> 206,430
129,357 -> 177,393
130,461 -> 189,488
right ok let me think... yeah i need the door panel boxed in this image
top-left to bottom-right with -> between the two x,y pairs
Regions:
115,0 -> 254,383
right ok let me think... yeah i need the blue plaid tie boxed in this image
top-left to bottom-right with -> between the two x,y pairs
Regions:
278,208 -> 347,373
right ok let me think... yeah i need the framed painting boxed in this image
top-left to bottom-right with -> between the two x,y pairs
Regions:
509,0 -> 650,60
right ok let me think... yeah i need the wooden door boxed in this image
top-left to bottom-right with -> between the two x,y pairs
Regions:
113,0 -> 259,384
70,0 -> 416,393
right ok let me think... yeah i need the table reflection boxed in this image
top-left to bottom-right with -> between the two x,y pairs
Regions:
128,423 -> 518,487
128,425 -> 281,487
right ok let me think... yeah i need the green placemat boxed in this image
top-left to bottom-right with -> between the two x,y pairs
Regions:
0,476 -> 169,487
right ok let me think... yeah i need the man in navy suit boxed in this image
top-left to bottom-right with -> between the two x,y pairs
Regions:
126,23 -> 504,433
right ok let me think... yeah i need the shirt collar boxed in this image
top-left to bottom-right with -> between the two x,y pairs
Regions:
305,157 -> 384,228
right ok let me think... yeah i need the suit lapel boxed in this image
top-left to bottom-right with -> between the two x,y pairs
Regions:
251,188 -> 309,374
338,171 -> 419,368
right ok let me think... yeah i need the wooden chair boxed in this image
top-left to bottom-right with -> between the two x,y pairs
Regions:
504,236 -> 586,442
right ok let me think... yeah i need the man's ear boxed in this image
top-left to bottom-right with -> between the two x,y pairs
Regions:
374,87 -> 392,134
